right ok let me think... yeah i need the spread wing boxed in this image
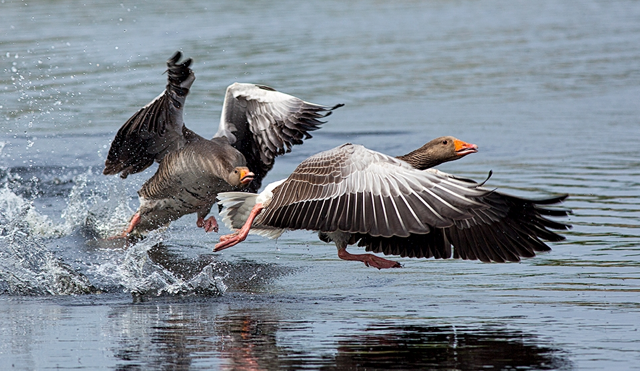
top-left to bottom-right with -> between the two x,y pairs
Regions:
359,193 -> 571,262
255,144 -> 491,238
103,51 -> 195,178
215,82 -> 343,192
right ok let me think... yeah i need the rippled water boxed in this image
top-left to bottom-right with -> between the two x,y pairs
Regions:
1,0 -> 639,369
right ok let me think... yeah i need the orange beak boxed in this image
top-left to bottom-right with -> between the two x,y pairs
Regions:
453,139 -> 478,157
239,168 -> 255,185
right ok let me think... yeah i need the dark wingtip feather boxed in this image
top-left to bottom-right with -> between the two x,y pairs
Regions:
532,194 -> 569,205
321,103 -> 344,118
165,52 -> 193,87
168,51 -> 182,64
102,164 -> 118,176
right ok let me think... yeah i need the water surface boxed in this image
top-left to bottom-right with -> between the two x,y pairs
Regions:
1,0 -> 639,370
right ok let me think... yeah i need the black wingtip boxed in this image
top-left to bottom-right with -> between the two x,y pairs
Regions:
534,193 -> 570,205
257,84 -> 277,92
321,103 -> 345,118
477,170 -> 493,187
165,52 -> 193,86
167,51 -> 191,69
168,51 -> 182,64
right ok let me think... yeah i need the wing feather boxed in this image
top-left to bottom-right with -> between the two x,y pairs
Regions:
215,82 -> 343,191
256,143 -> 490,236
103,51 -> 195,178
356,193 -> 569,262
244,143 -> 571,263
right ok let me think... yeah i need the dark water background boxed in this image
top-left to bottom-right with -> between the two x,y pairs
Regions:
1,0 -> 639,369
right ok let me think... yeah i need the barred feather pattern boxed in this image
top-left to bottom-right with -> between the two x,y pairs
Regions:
245,143 -> 571,263
256,144 -> 492,237
216,82 -> 343,192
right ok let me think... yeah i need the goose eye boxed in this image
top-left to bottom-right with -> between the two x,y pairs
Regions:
442,140 -> 448,145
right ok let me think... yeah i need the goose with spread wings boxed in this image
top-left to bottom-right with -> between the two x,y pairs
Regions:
214,136 -> 571,269
102,51 -> 342,237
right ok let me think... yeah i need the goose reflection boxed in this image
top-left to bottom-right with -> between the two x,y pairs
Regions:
109,302 -> 217,371
213,311 -> 572,370
104,249 -> 570,370
108,302 -> 571,370
214,310 -> 280,371
330,324 -> 572,370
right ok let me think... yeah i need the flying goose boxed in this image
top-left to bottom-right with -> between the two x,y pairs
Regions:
103,51 -> 342,237
214,136 -> 570,269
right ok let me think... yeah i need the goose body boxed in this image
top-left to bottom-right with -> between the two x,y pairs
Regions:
215,137 -> 571,269
103,52 -> 341,237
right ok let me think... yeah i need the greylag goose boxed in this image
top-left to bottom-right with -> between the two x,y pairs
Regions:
103,52 -> 342,237
214,136 -> 571,269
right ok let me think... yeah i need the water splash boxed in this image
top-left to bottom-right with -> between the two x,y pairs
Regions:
0,182 -> 227,297
0,144 -> 229,298
84,180 -> 135,239
0,168 -> 95,238
0,197 -> 96,295
0,183 -> 61,236
88,232 -> 227,298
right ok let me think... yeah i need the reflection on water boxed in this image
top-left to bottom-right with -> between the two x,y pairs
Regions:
109,303 -> 219,370
331,324 -> 570,371
214,310 -> 280,371
106,303 -> 571,370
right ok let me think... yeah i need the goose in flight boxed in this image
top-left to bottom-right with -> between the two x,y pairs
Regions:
102,51 -> 342,238
214,136 -> 570,269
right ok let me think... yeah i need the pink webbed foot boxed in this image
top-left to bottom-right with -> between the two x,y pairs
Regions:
213,202 -> 264,252
214,231 -> 246,251
337,249 -> 402,269
197,216 -> 219,233
109,212 -> 141,240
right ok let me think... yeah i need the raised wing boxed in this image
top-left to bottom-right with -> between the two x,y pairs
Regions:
103,51 -> 195,178
215,82 -> 343,192
255,144 -> 491,238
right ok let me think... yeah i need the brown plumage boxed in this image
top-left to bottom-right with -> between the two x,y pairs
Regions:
214,137 -> 571,269
103,52 -> 342,237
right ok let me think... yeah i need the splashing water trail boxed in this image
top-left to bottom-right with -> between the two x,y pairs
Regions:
89,231 -> 228,298
0,195 -> 96,295
0,164 -> 227,298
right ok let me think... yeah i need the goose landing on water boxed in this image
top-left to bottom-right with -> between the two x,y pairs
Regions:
214,136 -> 571,269
102,52 -> 342,238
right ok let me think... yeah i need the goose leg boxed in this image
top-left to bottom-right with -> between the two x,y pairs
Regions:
214,203 -> 264,251
197,216 -> 219,233
337,248 -> 402,269
109,212 -> 141,239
